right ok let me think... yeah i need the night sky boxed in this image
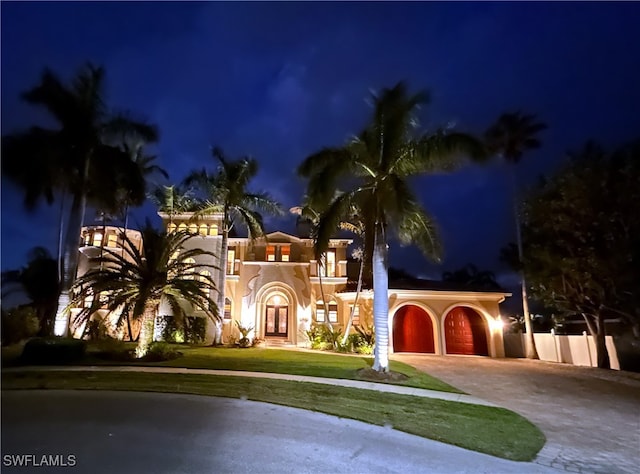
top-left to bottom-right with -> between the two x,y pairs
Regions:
2,2 -> 640,298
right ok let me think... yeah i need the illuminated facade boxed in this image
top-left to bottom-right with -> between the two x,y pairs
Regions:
72,213 -> 511,357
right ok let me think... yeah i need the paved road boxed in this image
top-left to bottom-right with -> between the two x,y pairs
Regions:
392,354 -> 640,474
2,390 -> 560,474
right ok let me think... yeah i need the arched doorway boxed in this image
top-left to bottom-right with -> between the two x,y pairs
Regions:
393,305 -> 435,353
264,293 -> 289,338
444,307 -> 488,355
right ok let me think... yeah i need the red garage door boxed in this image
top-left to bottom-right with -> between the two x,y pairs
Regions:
393,305 -> 435,353
444,307 -> 488,355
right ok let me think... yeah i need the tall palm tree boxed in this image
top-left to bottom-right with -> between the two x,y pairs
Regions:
442,263 -> 500,290
298,82 -> 485,372
185,147 -> 283,344
485,111 -> 547,359
2,63 -> 158,337
70,225 -> 219,357
149,184 -> 196,227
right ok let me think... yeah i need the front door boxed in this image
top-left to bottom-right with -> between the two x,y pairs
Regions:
265,305 -> 288,337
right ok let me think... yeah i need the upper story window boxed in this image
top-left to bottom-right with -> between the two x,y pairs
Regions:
266,245 -> 276,262
198,224 -> 208,236
281,246 -> 290,262
188,223 -> 198,234
320,250 -> 336,277
167,223 -> 177,234
178,223 -> 187,232
107,233 -> 118,248
183,257 -> 196,280
92,232 -> 103,247
209,224 -> 219,236
227,248 -> 236,274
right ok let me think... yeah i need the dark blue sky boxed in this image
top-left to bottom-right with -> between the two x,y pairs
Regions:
2,2 -> 640,293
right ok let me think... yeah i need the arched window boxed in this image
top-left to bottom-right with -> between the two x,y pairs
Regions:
188,223 -> 198,234
209,224 -> 219,236
199,270 -> 211,296
183,257 -> 196,280
199,224 -> 208,236
178,223 -> 187,232
167,223 -> 177,234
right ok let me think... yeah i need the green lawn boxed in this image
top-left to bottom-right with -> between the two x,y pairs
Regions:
77,344 -> 462,393
1,370 -> 545,462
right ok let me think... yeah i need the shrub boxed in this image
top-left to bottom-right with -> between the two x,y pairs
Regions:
21,337 -> 86,365
142,341 -> 181,362
235,321 -> 253,348
156,315 -> 206,344
1,306 -> 40,346
306,324 -> 343,351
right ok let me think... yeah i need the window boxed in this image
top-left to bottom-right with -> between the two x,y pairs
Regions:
107,233 -> 118,248
209,224 -> 218,236
84,294 -> 93,309
224,297 -> 232,320
199,270 -> 211,296
183,257 -> 196,280
349,304 -> 360,326
281,246 -> 290,262
84,233 -> 91,245
198,224 -> 208,236
320,250 -> 336,277
188,223 -> 198,234
266,245 -> 276,262
316,300 -> 338,323
92,232 -> 103,247
227,248 -> 236,274
178,223 -> 187,232
167,223 -> 177,234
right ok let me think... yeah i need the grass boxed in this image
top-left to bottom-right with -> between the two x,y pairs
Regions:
9,342 -> 461,393
1,370 -> 545,462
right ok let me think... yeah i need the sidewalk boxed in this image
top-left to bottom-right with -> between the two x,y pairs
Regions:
2,365 -> 497,407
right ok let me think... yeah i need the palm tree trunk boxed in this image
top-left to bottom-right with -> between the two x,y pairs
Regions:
136,300 -> 158,358
510,167 -> 539,359
342,255 -> 364,346
56,190 -> 66,285
53,194 -> 88,336
318,259 -> 331,329
595,311 -> 611,369
372,223 -> 389,372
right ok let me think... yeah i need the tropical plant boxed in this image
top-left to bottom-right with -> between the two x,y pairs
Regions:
298,81 -> 485,371
519,140 -> 640,368
442,263 -> 500,290
1,247 -> 60,335
1,63 -> 159,336
148,184 -> 196,227
70,224 -> 219,357
185,147 -> 283,344
485,111 -> 547,359
234,320 -> 254,348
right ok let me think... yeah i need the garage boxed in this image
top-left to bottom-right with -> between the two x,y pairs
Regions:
444,307 -> 488,355
392,305 -> 435,353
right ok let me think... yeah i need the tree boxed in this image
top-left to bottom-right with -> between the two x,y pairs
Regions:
185,147 -> 283,344
1,247 -> 60,336
2,64 -> 158,336
70,224 -> 219,357
442,263 -> 500,290
485,111 -> 547,359
149,184 -> 197,227
520,141 -> 640,368
298,82 -> 485,372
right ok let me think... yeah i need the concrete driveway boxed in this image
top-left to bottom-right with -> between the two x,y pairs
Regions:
1,390 -> 561,474
392,354 -> 640,474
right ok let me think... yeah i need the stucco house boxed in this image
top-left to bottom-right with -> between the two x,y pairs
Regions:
70,212 -> 511,357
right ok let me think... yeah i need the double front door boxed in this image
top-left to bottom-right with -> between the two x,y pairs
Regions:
265,305 -> 288,337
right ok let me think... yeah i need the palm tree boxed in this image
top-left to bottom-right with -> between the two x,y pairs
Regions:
298,82 -> 485,372
185,147 -> 283,345
2,63 -> 158,337
1,247 -> 60,336
442,263 -> 500,290
70,225 -> 219,357
148,184 -> 196,227
485,111 -> 547,359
